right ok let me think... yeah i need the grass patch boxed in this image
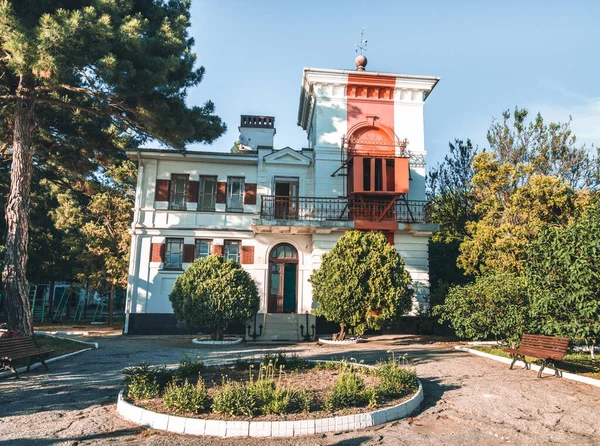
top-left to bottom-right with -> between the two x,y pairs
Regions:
472,346 -> 600,379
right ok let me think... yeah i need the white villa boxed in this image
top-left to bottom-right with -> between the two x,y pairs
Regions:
124,60 -> 440,338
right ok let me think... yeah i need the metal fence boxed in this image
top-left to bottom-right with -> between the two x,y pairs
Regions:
260,196 -> 430,224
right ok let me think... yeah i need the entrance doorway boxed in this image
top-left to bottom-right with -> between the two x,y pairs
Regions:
268,243 -> 298,313
274,177 -> 299,219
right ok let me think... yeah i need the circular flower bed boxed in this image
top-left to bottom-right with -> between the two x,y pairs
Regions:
319,337 -> 365,345
192,336 -> 244,346
117,354 -> 423,437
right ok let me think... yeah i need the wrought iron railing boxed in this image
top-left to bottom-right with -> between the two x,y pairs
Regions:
260,196 -> 431,224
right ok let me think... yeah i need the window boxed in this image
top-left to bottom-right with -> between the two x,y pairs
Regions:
195,239 -> 212,259
226,177 -> 244,212
169,174 -> 188,210
164,238 -> 184,269
198,175 -> 217,211
224,240 -> 241,263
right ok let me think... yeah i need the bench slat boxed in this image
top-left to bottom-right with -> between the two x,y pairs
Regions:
504,334 -> 569,362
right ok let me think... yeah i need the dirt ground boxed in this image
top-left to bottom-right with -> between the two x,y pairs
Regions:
1,334 -> 599,445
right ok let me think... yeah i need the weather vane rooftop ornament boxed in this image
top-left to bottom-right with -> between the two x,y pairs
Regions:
354,27 -> 368,71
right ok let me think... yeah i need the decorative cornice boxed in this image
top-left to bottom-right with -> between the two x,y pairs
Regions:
409,152 -> 426,168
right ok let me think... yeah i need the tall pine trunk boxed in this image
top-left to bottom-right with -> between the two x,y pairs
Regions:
2,75 -> 36,337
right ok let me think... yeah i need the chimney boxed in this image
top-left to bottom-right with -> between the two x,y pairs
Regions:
238,115 -> 276,150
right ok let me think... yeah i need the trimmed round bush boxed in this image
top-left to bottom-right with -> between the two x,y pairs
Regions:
169,255 -> 260,340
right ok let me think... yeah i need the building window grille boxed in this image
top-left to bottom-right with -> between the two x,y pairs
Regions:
198,176 -> 217,211
195,239 -> 212,260
224,240 -> 241,263
226,177 -> 244,212
169,174 -> 188,210
164,238 -> 184,269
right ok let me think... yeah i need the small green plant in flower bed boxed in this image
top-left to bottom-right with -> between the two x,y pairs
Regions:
374,359 -> 418,399
174,357 -> 204,377
163,377 -> 209,413
123,363 -> 173,399
212,379 -> 256,417
325,372 -> 370,411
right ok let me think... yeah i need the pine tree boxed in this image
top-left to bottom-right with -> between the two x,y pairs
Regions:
0,0 -> 226,335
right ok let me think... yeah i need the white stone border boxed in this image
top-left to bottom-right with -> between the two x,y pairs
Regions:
456,345 -> 600,388
0,334 -> 99,379
318,338 -> 365,345
35,332 -> 99,349
35,330 -> 90,336
117,361 -> 423,438
192,337 -> 244,346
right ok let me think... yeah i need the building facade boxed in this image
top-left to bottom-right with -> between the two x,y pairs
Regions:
124,64 -> 440,338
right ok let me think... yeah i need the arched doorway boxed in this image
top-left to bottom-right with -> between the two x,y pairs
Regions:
268,243 -> 298,313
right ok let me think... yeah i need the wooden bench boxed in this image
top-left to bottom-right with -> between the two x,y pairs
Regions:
504,334 -> 569,378
0,336 -> 54,378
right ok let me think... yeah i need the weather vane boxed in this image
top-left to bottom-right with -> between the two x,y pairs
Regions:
355,27 -> 367,55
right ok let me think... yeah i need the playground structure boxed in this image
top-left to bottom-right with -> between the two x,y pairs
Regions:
27,283 -> 111,323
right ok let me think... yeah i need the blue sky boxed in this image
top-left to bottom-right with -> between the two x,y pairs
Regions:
186,0 -> 599,168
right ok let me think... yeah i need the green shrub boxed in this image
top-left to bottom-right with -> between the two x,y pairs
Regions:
259,352 -> 308,371
212,379 -> 256,417
123,363 -> 173,398
292,389 -> 312,412
175,358 -> 204,378
375,361 -> 417,399
163,377 -> 209,413
324,373 -> 369,411
126,374 -> 160,399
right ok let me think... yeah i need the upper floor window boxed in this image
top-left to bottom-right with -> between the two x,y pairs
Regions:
224,240 -> 241,263
195,239 -> 212,260
198,175 -> 217,211
169,174 -> 188,210
227,177 -> 244,212
164,238 -> 184,269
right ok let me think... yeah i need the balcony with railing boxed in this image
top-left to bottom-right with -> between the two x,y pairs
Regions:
258,195 -> 431,225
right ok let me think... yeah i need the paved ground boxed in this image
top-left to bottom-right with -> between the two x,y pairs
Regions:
1,334 -> 600,445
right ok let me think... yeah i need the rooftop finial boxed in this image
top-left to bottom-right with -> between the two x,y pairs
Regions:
354,27 -> 368,71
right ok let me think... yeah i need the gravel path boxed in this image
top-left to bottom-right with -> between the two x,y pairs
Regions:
1,335 -> 599,445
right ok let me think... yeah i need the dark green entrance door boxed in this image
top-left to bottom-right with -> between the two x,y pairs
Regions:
283,263 -> 297,313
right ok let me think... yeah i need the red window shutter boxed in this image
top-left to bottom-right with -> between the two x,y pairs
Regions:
155,180 -> 170,202
243,183 -> 257,205
216,181 -> 227,204
212,244 -> 223,256
394,158 -> 409,194
187,180 -> 199,203
150,243 -> 165,262
241,246 -> 255,264
183,244 -> 195,263
383,231 -> 395,245
352,156 -> 364,193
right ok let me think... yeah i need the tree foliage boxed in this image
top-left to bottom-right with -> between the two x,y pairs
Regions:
169,255 -> 260,340
309,231 -> 413,339
426,139 -> 477,314
434,272 -> 529,344
526,198 -> 600,358
457,108 -> 595,276
0,0 -> 226,335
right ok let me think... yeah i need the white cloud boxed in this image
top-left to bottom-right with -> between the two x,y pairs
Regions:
529,84 -> 600,147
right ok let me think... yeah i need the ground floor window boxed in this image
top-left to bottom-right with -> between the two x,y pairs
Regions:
195,239 -> 212,259
164,238 -> 184,269
224,240 -> 241,263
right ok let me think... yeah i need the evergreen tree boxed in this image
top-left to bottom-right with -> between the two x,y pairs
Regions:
0,0 -> 226,335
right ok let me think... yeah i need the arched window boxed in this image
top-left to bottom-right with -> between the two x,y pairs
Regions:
269,243 -> 297,260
